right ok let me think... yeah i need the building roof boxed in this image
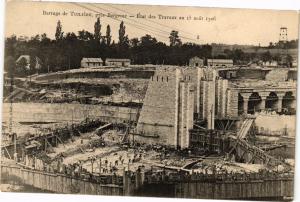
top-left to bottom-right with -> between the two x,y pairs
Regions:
81,58 -> 103,63
189,56 -> 203,60
16,55 -> 30,63
263,61 -> 277,64
106,58 -> 131,62
16,55 -> 42,68
207,59 -> 233,63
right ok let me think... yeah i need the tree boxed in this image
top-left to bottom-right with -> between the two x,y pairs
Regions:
261,51 -> 272,62
5,35 -> 17,57
64,32 -> 79,70
169,30 -> 182,46
29,55 -> 37,74
232,49 -> 245,63
286,54 -> 293,67
130,38 -> 139,48
4,20 -> 217,72
41,33 -> 51,44
117,21 -> 129,57
140,34 -> 157,47
4,56 -> 15,77
118,21 -> 126,45
55,20 -> 63,41
94,17 -> 101,42
105,25 -> 111,46
78,30 -> 94,41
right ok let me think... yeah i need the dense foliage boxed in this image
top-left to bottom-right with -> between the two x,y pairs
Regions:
4,19 -> 213,76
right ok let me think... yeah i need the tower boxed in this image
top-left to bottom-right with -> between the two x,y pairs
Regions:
278,27 -> 289,66
279,27 -> 288,43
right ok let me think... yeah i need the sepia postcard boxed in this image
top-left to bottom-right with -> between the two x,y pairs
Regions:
1,0 -> 299,201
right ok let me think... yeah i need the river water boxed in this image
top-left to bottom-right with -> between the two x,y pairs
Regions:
254,112 -> 296,137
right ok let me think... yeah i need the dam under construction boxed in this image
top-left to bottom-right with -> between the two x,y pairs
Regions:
1,65 -> 296,200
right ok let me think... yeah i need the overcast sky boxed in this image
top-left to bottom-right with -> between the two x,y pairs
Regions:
5,1 -> 299,46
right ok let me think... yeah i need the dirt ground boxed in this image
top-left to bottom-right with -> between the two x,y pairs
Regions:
44,128 -> 274,176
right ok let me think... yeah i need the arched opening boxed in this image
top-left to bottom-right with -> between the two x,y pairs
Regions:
238,93 -> 244,115
266,92 -> 278,111
282,91 -> 296,114
248,92 -> 261,114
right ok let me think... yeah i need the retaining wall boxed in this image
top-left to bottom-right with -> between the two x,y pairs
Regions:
1,165 -> 123,195
175,179 -> 293,199
2,103 -> 139,124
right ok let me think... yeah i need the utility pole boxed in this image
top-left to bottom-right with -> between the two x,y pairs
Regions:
209,104 -> 214,130
9,63 -> 17,161
68,55 -> 71,70
90,156 -> 95,173
29,63 -> 32,85
99,158 -> 102,174
13,133 -> 17,161
211,104 -> 213,130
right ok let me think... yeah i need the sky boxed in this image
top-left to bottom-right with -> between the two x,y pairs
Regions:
4,0 -> 300,46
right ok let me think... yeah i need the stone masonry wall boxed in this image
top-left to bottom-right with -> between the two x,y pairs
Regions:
136,68 -> 180,146
182,68 -> 203,117
216,79 -> 229,118
136,68 -> 195,148
226,89 -> 239,117
202,80 -> 215,129
178,82 -> 194,149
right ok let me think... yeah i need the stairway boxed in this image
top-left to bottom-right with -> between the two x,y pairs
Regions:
237,118 -> 254,139
236,138 -> 290,169
121,125 -> 131,143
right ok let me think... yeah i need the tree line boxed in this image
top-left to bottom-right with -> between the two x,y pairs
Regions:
268,40 -> 298,49
4,19 -> 212,76
4,18 -> 296,77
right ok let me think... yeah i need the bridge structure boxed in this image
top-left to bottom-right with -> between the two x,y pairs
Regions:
235,85 -> 296,115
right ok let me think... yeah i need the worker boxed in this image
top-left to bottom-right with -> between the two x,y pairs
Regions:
13,152 -> 18,162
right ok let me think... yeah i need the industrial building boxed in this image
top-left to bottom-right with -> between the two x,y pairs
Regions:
189,56 -> 204,67
81,58 -> 103,68
16,55 -> 42,70
207,59 -> 234,68
105,58 -> 131,67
